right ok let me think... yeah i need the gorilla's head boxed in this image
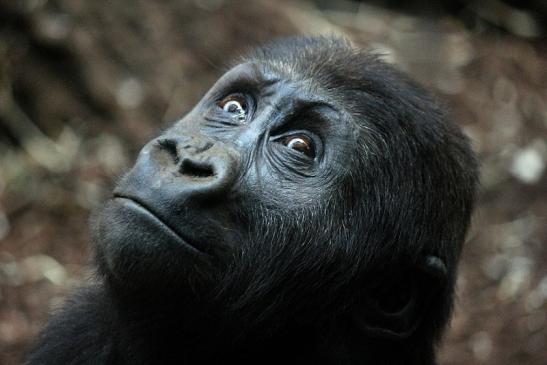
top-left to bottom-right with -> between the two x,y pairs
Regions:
92,37 -> 478,359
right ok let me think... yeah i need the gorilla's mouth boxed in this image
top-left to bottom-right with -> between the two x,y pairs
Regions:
112,195 -> 208,256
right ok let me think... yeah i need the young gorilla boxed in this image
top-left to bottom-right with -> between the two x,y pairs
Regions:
26,37 -> 478,365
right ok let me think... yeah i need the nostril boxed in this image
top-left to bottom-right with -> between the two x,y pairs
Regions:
179,159 -> 215,178
157,139 -> 180,164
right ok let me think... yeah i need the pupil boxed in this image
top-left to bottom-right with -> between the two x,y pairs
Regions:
222,98 -> 247,123
227,102 -> 240,113
279,134 -> 315,158
224,100 -> 246,116
287,137 -> 313,157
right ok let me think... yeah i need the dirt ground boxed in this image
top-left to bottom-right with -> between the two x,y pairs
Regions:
0,1 -> 546,364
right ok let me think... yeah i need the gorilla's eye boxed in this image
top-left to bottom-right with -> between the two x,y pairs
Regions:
281,134 -> 315,158
218,94 -> 247,122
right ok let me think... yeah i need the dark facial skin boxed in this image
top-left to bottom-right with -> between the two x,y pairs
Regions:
96,61 -> 356,295
25,37 -> 479,365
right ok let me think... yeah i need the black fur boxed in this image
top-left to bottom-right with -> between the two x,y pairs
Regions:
25,36 -> 478,365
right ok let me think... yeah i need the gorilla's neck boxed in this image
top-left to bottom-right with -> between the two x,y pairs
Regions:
102,281 -> 436,365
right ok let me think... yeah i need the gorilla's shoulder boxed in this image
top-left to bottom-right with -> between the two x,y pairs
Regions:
25,285 -> 115,365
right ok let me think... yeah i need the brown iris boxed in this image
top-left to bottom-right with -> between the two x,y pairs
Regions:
282,134 -> 315,158
219,94 -> 247,122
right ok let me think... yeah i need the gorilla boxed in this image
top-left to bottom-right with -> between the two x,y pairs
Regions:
25,36 -> 478,365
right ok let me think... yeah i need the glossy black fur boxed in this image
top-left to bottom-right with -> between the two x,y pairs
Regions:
25,37 -> 478,365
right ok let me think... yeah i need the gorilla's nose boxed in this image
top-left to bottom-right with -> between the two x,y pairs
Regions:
116,134 -> 239,204
158,137 -> 215,179
154,135 -> 238,198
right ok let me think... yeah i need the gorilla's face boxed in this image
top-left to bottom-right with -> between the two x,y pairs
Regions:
93,62 -> 359,319
92,38 -> 476,341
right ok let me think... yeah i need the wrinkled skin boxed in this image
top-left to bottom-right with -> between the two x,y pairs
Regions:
25,37 -> 478,365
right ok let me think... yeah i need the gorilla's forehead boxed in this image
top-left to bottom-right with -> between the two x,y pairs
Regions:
219,62 -> 331,99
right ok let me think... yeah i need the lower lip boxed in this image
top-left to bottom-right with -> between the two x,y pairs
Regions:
113,197 -> 207,256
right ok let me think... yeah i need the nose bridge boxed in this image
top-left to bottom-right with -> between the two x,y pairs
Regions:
157,133 -> 226,167
176,134 -> 214,156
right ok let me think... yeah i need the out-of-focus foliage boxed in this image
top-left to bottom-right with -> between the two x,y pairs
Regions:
0,1 -> 546,364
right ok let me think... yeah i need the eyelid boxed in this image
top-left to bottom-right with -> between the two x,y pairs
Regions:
271,130 -> 317,143
218,93 -> 246,107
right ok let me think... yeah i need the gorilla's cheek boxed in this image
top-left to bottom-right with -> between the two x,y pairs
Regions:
92,198 -> 210,289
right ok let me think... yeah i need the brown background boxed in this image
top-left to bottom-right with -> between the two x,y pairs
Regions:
0,1 -> 546,364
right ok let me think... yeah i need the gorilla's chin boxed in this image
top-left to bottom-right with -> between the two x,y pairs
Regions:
92,198 -> 212,293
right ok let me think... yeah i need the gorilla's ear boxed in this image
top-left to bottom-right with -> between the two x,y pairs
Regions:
352,255 -> 447,340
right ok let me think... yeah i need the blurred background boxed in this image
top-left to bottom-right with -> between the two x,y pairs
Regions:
0,0 -> 546,364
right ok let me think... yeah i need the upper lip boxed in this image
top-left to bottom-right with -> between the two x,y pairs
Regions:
112,193 -> 209,256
